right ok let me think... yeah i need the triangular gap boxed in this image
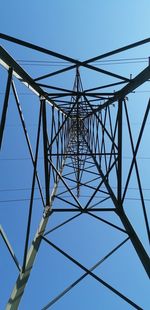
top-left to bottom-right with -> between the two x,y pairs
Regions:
83,187 -> 111,211
87,210 -> 127,233
89,189 -> 110,207
44,212 -> 82,238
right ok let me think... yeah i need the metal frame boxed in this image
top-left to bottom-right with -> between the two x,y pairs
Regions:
0,34 -> 149,309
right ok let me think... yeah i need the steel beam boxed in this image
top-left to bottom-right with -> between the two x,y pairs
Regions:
0,46 -> 66,114
0,67 -> 12,149
0,225 -> 21,271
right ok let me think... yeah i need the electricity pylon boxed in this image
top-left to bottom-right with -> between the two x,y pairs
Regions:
0,34 -> 150,309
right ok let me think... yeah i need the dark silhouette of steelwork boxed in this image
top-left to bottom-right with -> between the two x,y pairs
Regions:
0,34 -> 150,309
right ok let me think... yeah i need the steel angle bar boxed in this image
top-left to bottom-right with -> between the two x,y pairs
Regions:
41,99 -> 50,206
117,99 -> 123,206
22,102 -> 42,272
0,67 -> 12,149
51,208 -> 115,212
107,106 -> 118,175
37,83 -> 74,93
47,92 -> 120,97
42,237 -> 142,309
0,225 -> 21,271
84,81 -> 126,92
82,63 -> 129,82
0,46 -> 66,115
52,208 -> 81,212
34,65 -> 76,82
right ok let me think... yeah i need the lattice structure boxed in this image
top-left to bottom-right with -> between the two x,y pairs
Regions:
0,34 -> 150,309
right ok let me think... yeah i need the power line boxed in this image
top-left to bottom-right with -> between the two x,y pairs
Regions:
1,156 -> 150,161
0,196 -> 150,204
15,57 -> 149,67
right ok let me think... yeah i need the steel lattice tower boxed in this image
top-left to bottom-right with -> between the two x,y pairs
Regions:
0,34 -> 150,309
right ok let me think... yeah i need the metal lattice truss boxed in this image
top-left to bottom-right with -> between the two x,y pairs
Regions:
0,34 -> 150,309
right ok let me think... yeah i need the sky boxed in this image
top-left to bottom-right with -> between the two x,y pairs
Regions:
0,1 -> 150,309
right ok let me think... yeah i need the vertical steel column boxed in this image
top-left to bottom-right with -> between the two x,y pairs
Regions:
76,67 -> 80,197
41,99 -> 50,206
117,99 -> 123,206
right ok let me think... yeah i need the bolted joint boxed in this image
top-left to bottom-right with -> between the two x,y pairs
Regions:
43,205 -> 51,218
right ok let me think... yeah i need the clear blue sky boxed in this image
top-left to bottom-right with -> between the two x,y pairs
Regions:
0,1 -> 150,309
